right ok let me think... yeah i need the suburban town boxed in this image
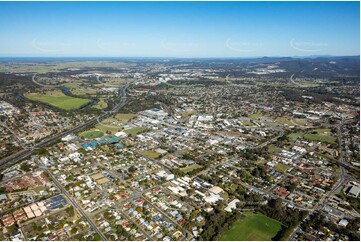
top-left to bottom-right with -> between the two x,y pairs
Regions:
0,1 -> 360,241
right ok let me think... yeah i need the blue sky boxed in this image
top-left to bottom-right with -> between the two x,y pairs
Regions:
0,1 -> 359,57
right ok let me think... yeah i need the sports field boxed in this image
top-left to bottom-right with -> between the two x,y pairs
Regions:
26,90 -> 91,110
219,213 -> 282,241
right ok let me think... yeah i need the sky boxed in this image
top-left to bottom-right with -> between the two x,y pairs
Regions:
0,1 -> 359,58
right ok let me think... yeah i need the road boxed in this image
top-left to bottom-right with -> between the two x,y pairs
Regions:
0,82 -> 130,171
290,74 -> 302,87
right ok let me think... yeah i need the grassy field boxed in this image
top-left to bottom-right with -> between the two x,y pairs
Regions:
288,132 -> 335,144
274,117 -> 294,126
95,113 -> 136,134
275,163 -> 291,172
79,129 -> 104,139
313,128 -> 331,135
63,81 -> 98,96
26,90 -> 91,110
274,117 -> 311,127
140,150 -> 161,159
96,121 -> 122,134
249,113 -> 264,119
124,127 -> 148,136
288,133 -> 302,140
115,113 -> 137,122
242,120 -> 254,126
93,98 -> 108,109
180,164 -> 204,173
219,213 -> 282,241
268,145 -> 281,154
303,133 -> 336,144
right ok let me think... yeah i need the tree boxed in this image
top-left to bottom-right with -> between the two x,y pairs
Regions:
20,163 -> 31,172
128,166 -> 136,173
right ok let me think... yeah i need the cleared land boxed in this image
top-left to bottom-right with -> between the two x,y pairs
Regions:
79,130 -> 104,139
25,90 -> 91,110
219,213 -> 282,241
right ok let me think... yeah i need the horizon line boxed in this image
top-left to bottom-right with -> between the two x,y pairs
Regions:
0,55 -> 359,59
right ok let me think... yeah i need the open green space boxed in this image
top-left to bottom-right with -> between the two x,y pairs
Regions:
288,133 -> 302,140
25,90 -> 91,110
242,120 -> 254,126
337,191 -> 360,212
180,164 -> 204,173
124,127 -> 149,136
93,98 -> 108,109
275,163 -> 291,172
274,117 -> 295,126
303,133 -> 336,144
140,150 -> 161,159
249,113 -> 264,119
313,128 -> 331,135
115,113 -> 137,122
219,213 -> 282,241
95,113 -> 137,134
268,145 -> 282,154
64,81 -> 98,96
288,132 -> 335,144
78,129 -> 104,139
